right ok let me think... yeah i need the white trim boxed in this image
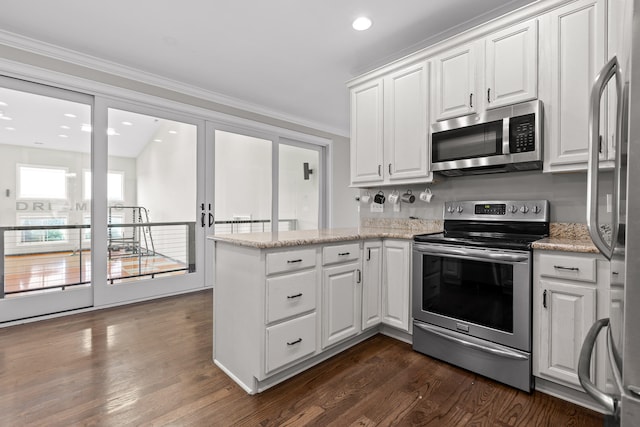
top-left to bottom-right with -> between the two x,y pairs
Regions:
0,29 -> 348,138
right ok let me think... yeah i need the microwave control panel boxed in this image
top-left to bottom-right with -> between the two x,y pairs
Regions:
509,113 -> 536,153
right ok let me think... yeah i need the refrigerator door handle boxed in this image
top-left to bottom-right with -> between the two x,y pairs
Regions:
578,318 -> 618,415
587,56 -> 622,260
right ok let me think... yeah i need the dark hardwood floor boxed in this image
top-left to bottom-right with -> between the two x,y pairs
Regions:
0,290 -> 603,426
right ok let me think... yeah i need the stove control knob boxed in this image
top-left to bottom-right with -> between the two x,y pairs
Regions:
520,205 -> 529,214
532,205 -> 541,214
456,206 -> 464,213
447,205 -> 455,213
509,205 -> 518,214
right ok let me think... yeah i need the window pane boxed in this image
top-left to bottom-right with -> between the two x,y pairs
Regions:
18,166 -> 67,199
214,130 -> 272,234
107,108 -> 197,284
279,144 -> 319,231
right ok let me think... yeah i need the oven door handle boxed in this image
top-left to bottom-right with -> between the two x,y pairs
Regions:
414,322 -> 529,360
413,245 -> 529,263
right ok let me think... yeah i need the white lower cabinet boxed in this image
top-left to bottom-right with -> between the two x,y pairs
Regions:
322,261 -> 361,348
533,250 -> 609,392
382,240 -> 412,333
266,313 -> 317,374
362,240 -> 383,329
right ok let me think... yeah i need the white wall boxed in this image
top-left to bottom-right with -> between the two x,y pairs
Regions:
330,136 -> 359,228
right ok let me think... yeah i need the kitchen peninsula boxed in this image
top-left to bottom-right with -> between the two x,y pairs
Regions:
208,222 -> 441,394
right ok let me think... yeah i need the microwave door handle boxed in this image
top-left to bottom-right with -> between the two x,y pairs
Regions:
587,56 -> 620,260
578,318 -> 618,414
502,117 -> 510,154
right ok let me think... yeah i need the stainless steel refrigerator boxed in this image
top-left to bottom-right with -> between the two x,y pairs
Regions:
580,0 -> 640,425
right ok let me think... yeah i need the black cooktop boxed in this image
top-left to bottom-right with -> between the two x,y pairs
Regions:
413,231 -> 544,251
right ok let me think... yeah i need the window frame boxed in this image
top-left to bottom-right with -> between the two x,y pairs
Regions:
16,164 -> 69,200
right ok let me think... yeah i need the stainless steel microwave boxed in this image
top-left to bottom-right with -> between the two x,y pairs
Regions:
431,100 -> 543,176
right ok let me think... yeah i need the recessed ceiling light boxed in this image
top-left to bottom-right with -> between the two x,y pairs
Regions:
64,113 -> 77,118
5,127 -> 15,131
0,101 -> 7,107
60,125 -> 70,130
352,17 -> 372,31
107,128 -> 120,136
122,121 -> 133,126
153,139 -> 162,142
0,116 -> 12,121
58,134 -> 69,138
168,130 -> 178,134
81,124 -> 92,132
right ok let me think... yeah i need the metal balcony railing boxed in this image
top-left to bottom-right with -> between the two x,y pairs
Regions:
0,222 -> 195,298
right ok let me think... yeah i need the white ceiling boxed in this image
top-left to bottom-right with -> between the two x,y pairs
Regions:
0,0 -> 538,136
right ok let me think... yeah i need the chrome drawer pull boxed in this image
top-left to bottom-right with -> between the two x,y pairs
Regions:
287,293 -> 303,299
554,265 -> 579,271
287,259 -> 303,264
287,338 -> 302,346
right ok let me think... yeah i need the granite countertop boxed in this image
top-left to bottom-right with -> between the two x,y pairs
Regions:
208,219 -> 443,249
531,223 -> 599,254
209,220 -> 600,253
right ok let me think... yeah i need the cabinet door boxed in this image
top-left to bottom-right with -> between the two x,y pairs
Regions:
322,262 -> 361,348
362,241 -> 382,329
382,240 -> 411,332
537,279 -> 596,389
350,79 -> 384,184
485,19 -> 538,109
385,61 -> 430,180
433,42 -> 479,121
544,0 -> 606,169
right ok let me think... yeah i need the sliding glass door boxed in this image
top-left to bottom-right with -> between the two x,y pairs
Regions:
92,100 -> 206,306
0,77 -> 93,322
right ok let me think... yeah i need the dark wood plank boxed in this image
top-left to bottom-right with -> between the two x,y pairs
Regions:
0,290 -> 604,426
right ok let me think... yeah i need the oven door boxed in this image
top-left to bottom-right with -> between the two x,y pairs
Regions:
412,243 -> 531,352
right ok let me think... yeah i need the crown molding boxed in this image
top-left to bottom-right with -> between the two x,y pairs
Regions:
0,29 -> 349,138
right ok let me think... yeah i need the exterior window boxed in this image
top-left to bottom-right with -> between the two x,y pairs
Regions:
83,170 -> 125,201
18,165 -> 67,199
19,216 -> 68,244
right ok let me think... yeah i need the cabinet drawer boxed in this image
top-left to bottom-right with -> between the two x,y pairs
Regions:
266,313 -> 316,373
538,253 -> 596,283
266,270 -> 317,323
323,243 -> 360,265
266,248 -> 316,275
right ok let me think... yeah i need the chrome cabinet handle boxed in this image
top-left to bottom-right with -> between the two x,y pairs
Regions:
388,163 -> 392,175
367,248 -> 371,261
287,293 -> 302,299
287,259 -> 302,264
469,93 -> 473,108
357,269 -> 362,284
286,338 -> 302,346
543,290 -> 547,309
487,88 -> 491,103
378,165 -> 382,176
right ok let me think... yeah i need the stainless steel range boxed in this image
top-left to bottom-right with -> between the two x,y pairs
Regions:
412,200 -> 549,392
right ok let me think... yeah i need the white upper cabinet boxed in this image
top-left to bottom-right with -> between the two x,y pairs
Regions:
349,60 -> 432,187
350,79 -> 384,184
485,19 -> 538,109
385,61 -> 430,181
541,0 -> 607,171
433,42 -> 480,121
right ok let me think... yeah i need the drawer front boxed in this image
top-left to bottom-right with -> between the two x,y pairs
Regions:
266,248 -> 316,275
538,253 -> 596,283
323,243 -> 360,265
266,313 -> 317,373
266,270 -> 317,323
